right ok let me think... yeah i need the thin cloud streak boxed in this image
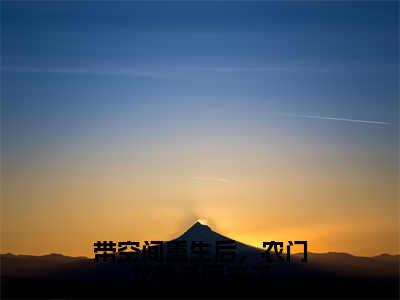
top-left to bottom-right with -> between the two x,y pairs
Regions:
282,113 -> 390,125
0,66 -> 164,79
1,64 -> 340,78
193,177 -> 231,184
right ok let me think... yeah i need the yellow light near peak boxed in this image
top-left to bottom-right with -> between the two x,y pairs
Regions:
197,219 -> 208,226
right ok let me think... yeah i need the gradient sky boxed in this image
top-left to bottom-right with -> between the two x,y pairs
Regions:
1,1 -> 399,257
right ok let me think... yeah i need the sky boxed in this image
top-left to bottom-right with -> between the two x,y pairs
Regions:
1,1 -> 399,257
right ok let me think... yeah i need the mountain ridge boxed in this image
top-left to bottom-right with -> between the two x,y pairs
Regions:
1,222 -> 399,259
1,222 -> 398,299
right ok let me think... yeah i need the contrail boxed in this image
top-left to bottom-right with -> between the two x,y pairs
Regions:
282,113 -> 390,125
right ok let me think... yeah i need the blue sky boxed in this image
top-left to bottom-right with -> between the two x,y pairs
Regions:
3,1 -> 398,132
2,1 -> 398,174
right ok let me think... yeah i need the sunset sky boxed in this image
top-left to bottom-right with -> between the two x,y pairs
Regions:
1,1 -> 398,257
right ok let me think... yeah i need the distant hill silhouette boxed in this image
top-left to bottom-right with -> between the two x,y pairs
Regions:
1,222 -> 399,299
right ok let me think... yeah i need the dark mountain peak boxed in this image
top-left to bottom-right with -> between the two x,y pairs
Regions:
174,221 -> 262,255
190,221 -> 212,232
176,220 -> 228,242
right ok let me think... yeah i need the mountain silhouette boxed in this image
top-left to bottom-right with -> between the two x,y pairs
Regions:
1,221 -> 399,299
177,221 -> 227,241
176,221 -> 254,252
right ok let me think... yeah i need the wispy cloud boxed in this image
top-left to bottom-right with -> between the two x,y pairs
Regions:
0,64 -> 334,78
0,66 -> 164,79
282,113 -> 390,126
2,61 -> 393,78
193,177 -> 231,184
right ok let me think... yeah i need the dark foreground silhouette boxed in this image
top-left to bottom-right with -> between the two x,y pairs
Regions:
1,222 -> 399,299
